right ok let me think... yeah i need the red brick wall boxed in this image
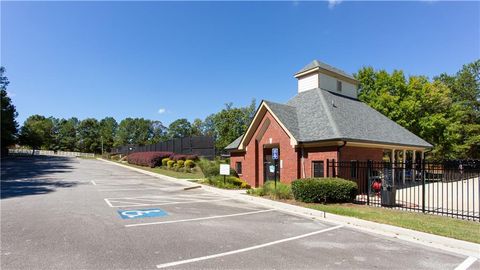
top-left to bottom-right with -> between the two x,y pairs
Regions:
229,111 -> 299,187
230,152 -> 245,177
296,145 -> 383,179
340,146 -> 384,162
302,146 -> 338,178
229,117 -> 385,186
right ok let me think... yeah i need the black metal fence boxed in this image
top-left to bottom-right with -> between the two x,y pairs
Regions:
112,136 -> 215,159
326,159 -> 480,221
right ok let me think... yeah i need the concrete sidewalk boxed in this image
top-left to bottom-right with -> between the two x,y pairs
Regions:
98,158 -> 480,259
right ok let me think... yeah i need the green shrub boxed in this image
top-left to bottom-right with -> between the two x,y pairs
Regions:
167,160 -> 176,169
291,178 -> 358,203
197,158 -> 239,178
207,175 -> 251,189
162,158 -> 170,166
185,159 -> 195,168
197,159 -> 219,177
177,160 -> 185,168
252,181 -> 292,199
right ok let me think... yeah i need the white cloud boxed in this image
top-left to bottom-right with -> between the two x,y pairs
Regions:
328,0 -> 342,9
157,108 -> 166,114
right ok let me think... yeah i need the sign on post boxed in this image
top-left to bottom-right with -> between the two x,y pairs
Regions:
271,148 -> 279,189
220,164 -> 230,175
272,148 -> 279,160
220,164 -> 230,185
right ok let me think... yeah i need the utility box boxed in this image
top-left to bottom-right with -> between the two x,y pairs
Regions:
381,185 -> 396,207
381,167 -> 396,207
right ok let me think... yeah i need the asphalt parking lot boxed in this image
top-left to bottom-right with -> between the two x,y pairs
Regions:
1,156 -> 478,269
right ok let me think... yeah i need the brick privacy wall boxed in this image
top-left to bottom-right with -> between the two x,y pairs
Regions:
230,111 -> 298,187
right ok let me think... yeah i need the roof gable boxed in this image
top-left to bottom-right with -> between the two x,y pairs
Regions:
235,101 -> 299,150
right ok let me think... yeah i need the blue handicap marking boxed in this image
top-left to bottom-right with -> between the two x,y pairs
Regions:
118,208 -> 168,219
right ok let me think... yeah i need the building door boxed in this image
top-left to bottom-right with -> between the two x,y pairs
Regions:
263,148 -> 280,183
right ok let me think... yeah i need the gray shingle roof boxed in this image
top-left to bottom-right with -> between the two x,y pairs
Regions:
295,60 -> 357,81
224,135 -> 243,150
225,88 -> 432,150
287,89 -> 432,147
263,101 -> 300,140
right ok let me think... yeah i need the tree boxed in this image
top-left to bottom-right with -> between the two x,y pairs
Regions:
77,118 -> 100,153
434,60 -> 480,159
0,67 -> 18,155
115,118 -> 153,146
55,117 -> 79,151
190,118 -> 204,136
99,117 -> 118,153
210,99 -> 256,151
19,115 -> 54,152
167,118 -> 192,138
201,114 -> 216,137
150,120 -> 167,144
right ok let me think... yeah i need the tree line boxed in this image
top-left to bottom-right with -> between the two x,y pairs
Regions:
13,103 -> 255,154
1,60 -> 478,159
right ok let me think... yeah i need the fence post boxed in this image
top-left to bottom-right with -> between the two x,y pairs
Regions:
421,160 -> 426,213
332,159 -> 336,177
366,160 -> 372,206
326,159 -> 330,177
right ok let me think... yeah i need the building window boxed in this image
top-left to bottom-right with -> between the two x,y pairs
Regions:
312,161 -> 324,178
350,160 -> 358,178
337,80 -> 342,92
235,162 -> 242,175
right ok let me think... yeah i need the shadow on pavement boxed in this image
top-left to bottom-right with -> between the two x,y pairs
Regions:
1,155 -> 78,199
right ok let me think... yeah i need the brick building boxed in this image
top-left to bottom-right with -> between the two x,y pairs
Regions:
225,60 -> 432,188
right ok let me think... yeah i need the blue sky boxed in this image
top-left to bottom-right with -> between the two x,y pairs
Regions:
2,1 -> 479,125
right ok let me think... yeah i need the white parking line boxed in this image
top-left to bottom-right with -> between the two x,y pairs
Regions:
125,209 -> 275,227
104,198 -> 113,207
156,225 -> 343,268
105,198 -> 233,208
455,257 -> 478,270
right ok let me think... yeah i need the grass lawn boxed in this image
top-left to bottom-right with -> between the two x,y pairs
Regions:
116,161 -> 205,179
291,201 -> 480,243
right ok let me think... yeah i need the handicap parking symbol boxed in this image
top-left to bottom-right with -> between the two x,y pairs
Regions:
118,208 -> 168,219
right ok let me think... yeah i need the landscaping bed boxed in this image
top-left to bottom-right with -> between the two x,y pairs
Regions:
196,159 -> 251,189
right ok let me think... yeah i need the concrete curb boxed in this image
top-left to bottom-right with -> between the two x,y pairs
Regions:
97,158 -> 480,258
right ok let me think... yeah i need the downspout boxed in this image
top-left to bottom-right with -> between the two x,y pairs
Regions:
337,141 -> 347,162
301,145 -> 306,178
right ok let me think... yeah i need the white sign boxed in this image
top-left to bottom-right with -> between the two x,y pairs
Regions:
220,164 -> 230,175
